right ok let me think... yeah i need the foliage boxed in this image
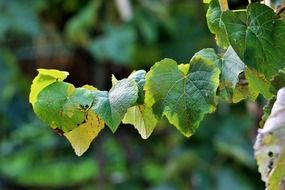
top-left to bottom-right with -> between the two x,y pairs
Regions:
27,1 -> 285,189
3,0 -> 285,189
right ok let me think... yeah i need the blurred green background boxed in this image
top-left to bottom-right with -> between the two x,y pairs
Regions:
0,0 -> 265,189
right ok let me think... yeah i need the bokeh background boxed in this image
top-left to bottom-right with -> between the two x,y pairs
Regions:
0,0 -> 265,189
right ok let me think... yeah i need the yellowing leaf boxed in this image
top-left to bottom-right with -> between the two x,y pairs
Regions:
111,74 -> 118,85
82,84 -> 97,91
232,68 -> 274,103
232,83 -> 258,103
64,111 -> 104,156
122,105 -> 157,139
246,68 -> 273,100
29,69 -> 69,106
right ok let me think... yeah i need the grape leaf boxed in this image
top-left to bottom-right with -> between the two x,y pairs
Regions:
220,10 -> 247,57
82,84 -> 97,91
122,69 -> 158,139
34,82 -> 95,132
206,0 -> 229,48
271,69 -> 285,94
122,105 -> 157,139
231,68 -> 273,103
254,88 -> 285,190
222,3 -> 285,79
203,0 -> 212,3
64,111 -> 104,156
127,70 -> 146,104
195,46 -> 245,102
91,78 -> 138,132
232,82 -> 258,103
246,68 -> 273,100
144,57 -> 220,137
29,69 -> 69,106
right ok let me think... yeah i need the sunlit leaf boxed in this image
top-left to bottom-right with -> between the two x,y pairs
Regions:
195,46 -> 245,101
232,82 -> 258,103
246,68 -> 273,100
128,70 -> 147,104
144,57 -> 220,137
222,3 -> 285,79
34,82 -> 95,132
64,111 -> 104,156
91,78 -> 138,132
82,84 -> 97,91
206,0 -> 229,48
29,69 -> 69,106
231,68 -> 273,103
123,105 -> 157,139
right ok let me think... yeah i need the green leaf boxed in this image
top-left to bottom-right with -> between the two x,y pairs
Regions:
260,96 -> 276,127
195,46 -> 245,102
122,105 -> 157,139
221,10 -> 247,57
64,111 -> 104,156
231,67 -> 273,103
222,3 -> 285,79
221,46 -> 246,87
122,70 -> 158,139
203,0 -> 212,4
34,82 -> 95,132
232,68 -> 273,103
232,82 -> 258,103
128,70 -> 147,104
270,69 -> 285,94
254,88 -> 285,190
246,68 -> 273,100
206,0 -> 229,48
29,69 -> 69,106
91,78 -> 138,132
144,58 -> 220,137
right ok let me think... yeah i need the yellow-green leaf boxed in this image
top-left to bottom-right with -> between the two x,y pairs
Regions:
34,82 -> 96,132
64,111 -> 104,156
122,105 -> 157,139
246,68 -> 273,100
29,69 -> 69,106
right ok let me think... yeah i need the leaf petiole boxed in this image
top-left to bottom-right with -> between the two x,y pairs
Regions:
219,0 -> 229,11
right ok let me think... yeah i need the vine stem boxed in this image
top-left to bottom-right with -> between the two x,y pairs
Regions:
248,0 -> 251,4
219,0 -> 229,11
